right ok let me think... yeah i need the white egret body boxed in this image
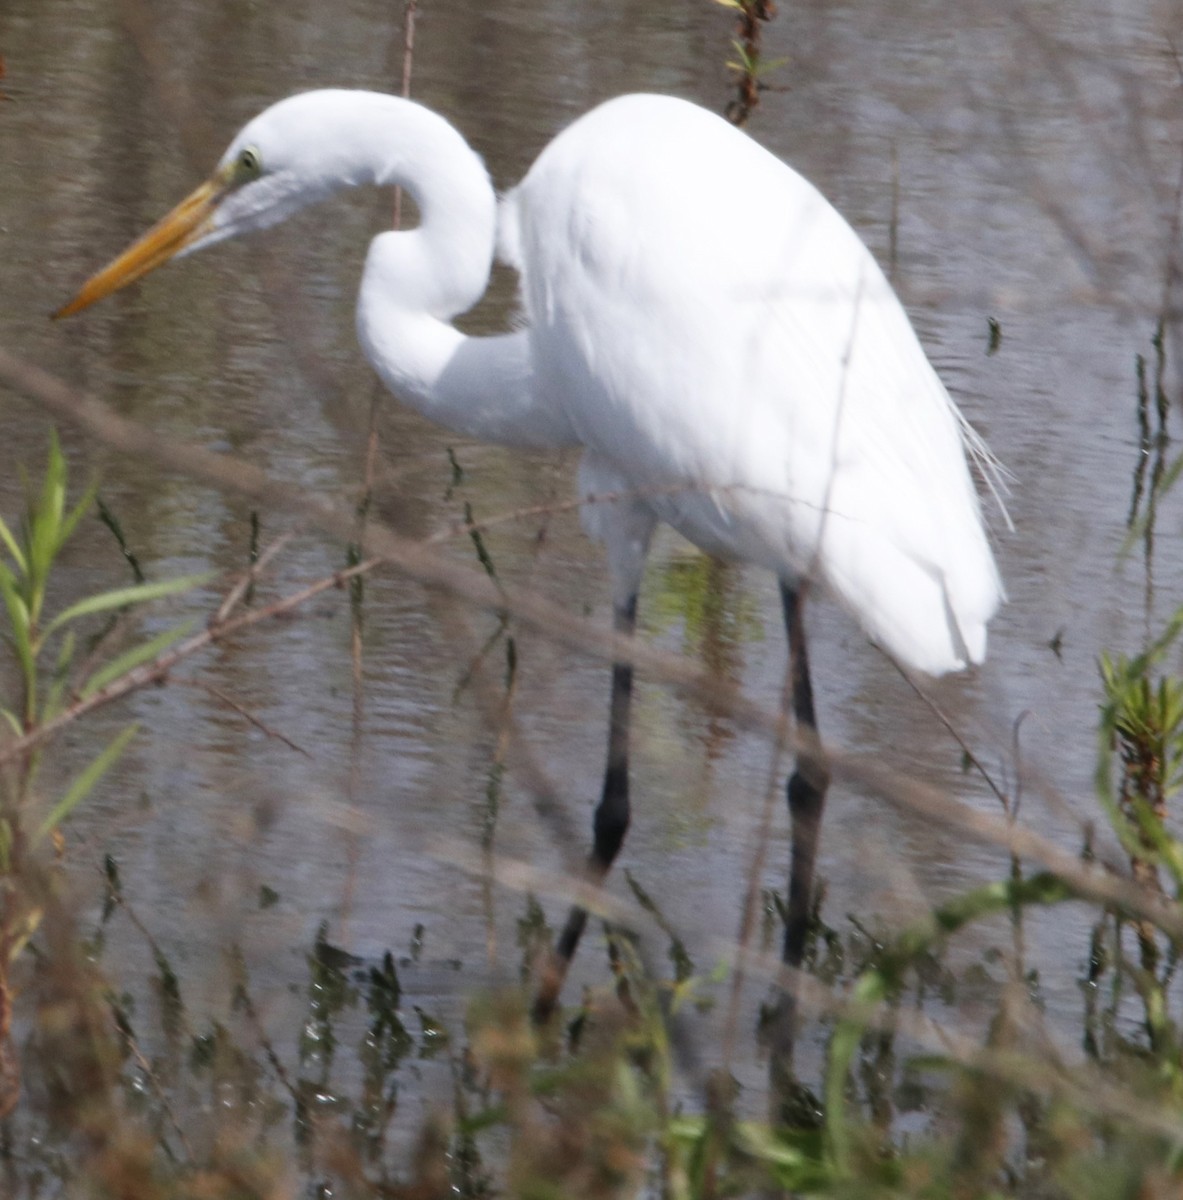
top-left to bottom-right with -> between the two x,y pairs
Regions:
57,89 -> 1005,1019
502,94 -> 1002,673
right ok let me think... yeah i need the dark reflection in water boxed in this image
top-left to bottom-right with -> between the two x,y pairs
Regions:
0,0 -> 1181,1100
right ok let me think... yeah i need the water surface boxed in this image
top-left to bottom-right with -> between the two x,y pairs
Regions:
1,0 -> 1181,1096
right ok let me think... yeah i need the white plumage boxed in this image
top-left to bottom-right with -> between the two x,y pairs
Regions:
500,93 -> 1003,673
57,88 -> 1006,1009
59,90 -> 1003,671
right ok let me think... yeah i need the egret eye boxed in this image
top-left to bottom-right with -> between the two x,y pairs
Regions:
235,146 -> 262,181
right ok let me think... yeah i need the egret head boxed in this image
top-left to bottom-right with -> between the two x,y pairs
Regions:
54,91 -> 368,318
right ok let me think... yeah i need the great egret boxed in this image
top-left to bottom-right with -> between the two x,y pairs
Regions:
56,89 -> 1005,1021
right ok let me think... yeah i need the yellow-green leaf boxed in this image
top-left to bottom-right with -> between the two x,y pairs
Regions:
43,572 -> 214,639
44,629 -> 76,720
81,619 -> 195,699
0,513 -> 26,574
37,722 -> 139,840
59,477 -> 100,550
0,563 -> 36,689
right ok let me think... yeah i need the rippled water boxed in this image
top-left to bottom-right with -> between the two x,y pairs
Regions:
2,0 -> 1182,1091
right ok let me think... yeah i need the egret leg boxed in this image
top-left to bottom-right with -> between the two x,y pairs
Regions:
780,583 -> 830,971
533,594 -> 637,1023
768,584 -> 831,1086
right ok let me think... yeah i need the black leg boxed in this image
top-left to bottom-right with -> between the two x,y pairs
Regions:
534,594 -> 638,1023
780,583 -> 830,972
768,584 -> 831,1088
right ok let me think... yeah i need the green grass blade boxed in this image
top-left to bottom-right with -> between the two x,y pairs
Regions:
80,619 -> 196,699
0,562 -> 36,690
0,513 -> 26,574
44,629 -> 76,720
43,572 -> 214,639
824,971 -> 886,1172
27,432 -> 67,595
37,722 -> 139,841
59,477 -> 99,550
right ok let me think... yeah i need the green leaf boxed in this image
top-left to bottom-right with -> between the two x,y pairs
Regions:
754,55 -> 789,78
729,39 -> 755,69
43,572 -> 214,639
0,562 -> 36,698
734,1122 -> 834,1191
0,560 -> 29,628
0,513 -> 26,575
44,629 -> 76,720
80,619 -> 196,699
27,432 -> 68,602
824,970 -> 886,1170
59,477 -> 100,550
37,723 -> 139,841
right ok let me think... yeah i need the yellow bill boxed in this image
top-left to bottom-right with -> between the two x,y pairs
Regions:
54,177 -> 226,319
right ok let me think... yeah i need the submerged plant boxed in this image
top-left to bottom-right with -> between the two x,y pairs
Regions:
1091,325 -> 1183,1058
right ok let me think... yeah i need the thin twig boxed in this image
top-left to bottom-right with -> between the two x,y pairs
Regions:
0,551 -> 380,767
340,0 -> 419,939
725,0 -> 777,126
114,1018 -> 194,1160
340,417 -> 378,937
892,660 -> 1010,806
231,955 -> 303,1106
720,637 -> 796,1071
175,678 -> 313,758
424,482 -> 843,547
213,532 -> 295,625
392,0 -> 417,229
100,865 -> 197,1158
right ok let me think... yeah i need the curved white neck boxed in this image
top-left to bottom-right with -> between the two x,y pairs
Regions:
332,94 -> 497,318
252,91 -> 576,448
330,95 -> 577,448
